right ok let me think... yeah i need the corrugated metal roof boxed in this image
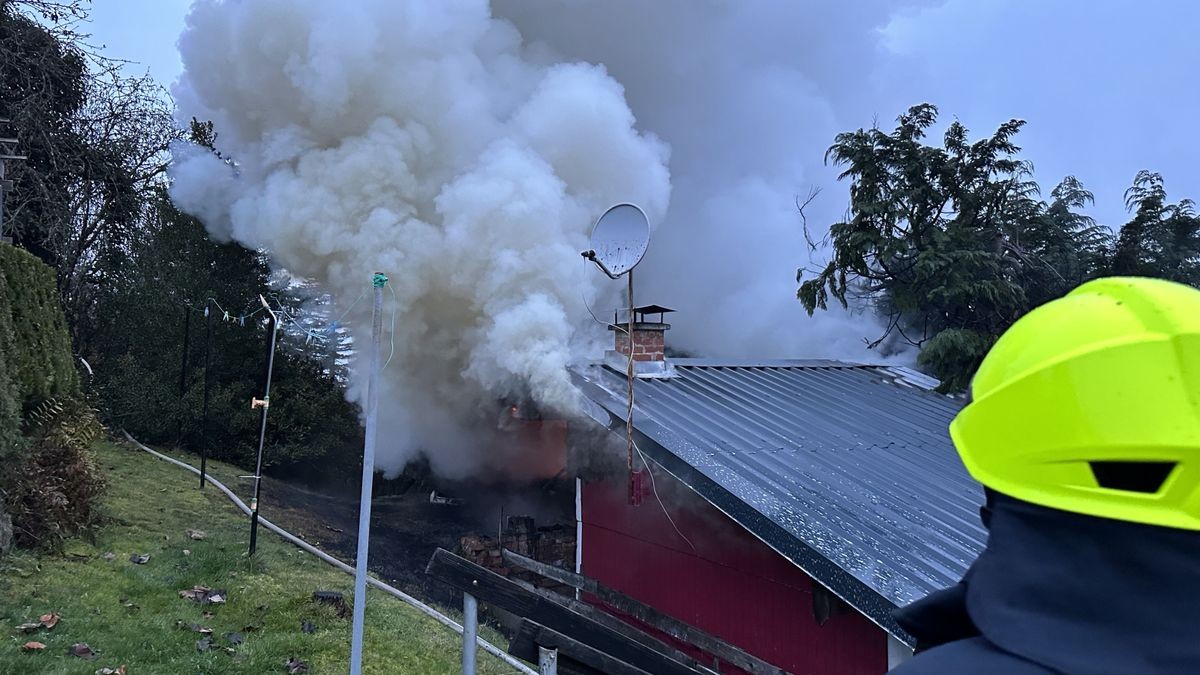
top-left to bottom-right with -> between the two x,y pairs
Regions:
572,358 -> 986,644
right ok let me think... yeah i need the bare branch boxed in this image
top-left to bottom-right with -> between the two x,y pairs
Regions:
795,186 -> 822,251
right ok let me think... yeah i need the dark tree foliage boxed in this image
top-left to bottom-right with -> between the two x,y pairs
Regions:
3,2 -> 363,487
799,104 -> 1197,392
0,4 -> 89,263
1112,171 -> 1200,286
800,104 -> 1040,390
86,190 -> 363,483
1,3 -> 178,341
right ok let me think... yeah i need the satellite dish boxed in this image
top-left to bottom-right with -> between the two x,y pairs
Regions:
582,203 -> 650,279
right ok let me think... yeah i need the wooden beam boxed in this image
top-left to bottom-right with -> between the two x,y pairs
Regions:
511,577 -> 705,667
504,549 -> 787,675
426,549 -> 712,675
510,620 -> 651,675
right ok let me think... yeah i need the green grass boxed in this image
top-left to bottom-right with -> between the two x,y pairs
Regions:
0,441 -> 515,674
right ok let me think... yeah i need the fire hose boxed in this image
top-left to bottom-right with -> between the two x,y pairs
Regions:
121,430 -> 536,675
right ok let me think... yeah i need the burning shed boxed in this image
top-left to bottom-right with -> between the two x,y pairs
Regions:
569,353 -> 984,674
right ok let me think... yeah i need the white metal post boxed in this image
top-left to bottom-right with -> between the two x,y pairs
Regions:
248,296 -> 279,556
574,476 -> 582,601
463,592 -> 479,674
350,274 -> 386,675
538,647 -> 558,675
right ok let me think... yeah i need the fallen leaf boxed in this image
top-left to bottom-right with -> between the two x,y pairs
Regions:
101,552 -> 116,562
227,571 -> 237,577
197,636 -> 213,652
39,612 -> 60,629
179,585 -> 225,604
285,656 -> 310,673
174,619 -> 212,634
300,620 -> 316,634
202,611 -> 215,620
183,549 -> 191,556
22,641 -> 46,651
69,643 -> 98,660
186,529 -> 207,540
224,631 -> 245,645
96,667 -> 127,675
129,553 -> 150,565
16,622 -> 42,633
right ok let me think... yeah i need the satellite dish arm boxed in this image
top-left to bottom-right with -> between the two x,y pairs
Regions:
581,249 -> 622,279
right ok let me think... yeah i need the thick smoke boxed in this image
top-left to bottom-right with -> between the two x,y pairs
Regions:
171,0 -> 669,478
170,0 -> 915,479
494,1 -> 925,358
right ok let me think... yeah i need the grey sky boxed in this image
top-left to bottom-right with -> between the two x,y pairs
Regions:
88,0 -> 1198,229
874,0 -> 1200,228
86,0 -> 190,85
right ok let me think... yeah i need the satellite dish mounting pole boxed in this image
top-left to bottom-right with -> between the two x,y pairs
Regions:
581,203 -> 651,503
624,268 -> 635,475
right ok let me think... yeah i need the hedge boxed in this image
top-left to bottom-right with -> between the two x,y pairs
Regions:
0,243 -> 78,411
0,268 -> 22,462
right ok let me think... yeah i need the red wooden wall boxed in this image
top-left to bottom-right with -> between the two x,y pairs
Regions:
581,474 -> 886,675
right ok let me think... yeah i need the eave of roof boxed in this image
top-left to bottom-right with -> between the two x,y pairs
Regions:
571,360 -> 985,646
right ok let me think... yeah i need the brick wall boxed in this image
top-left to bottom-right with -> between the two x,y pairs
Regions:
614,327 -> 666,362
459,516 -> 576,596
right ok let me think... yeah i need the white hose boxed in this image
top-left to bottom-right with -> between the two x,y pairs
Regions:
121,430 -> 536,675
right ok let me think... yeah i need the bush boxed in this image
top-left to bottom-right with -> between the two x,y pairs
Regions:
0,269 -> 25,463
4,397 -> 106,550
0,244 -> 79,409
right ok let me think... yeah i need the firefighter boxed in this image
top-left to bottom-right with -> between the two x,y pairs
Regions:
892,277 -> 1200,674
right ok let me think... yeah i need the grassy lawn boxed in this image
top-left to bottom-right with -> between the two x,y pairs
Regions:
0,441 -> 516,674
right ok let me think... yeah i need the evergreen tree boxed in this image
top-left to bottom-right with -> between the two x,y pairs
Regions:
1113,171 -> 1200,286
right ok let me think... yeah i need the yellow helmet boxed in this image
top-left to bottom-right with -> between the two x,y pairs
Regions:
951,277 -> 1200,530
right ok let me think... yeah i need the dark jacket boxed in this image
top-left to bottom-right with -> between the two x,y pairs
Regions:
891,493 -> 1200,674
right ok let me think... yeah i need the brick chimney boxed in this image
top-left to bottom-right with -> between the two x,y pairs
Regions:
606,305 -> 677,377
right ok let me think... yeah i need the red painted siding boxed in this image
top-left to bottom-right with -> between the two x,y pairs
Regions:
581,475 -> 886,675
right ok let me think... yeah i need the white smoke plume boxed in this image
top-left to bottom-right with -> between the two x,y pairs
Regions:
170,0 -> 911,478
171,0 -> 669,478
493,0 -> 923,358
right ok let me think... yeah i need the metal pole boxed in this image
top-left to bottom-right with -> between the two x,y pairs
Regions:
626,270 -> 636,494
178,306 -> 192,443
0,131 -> 26,244
350,273 -> 387,675
199,299 -> 213,488
0,158 -> 7,242
538,647 -> 558,675
249,296 -> 279,556
462,592 -> 479,675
